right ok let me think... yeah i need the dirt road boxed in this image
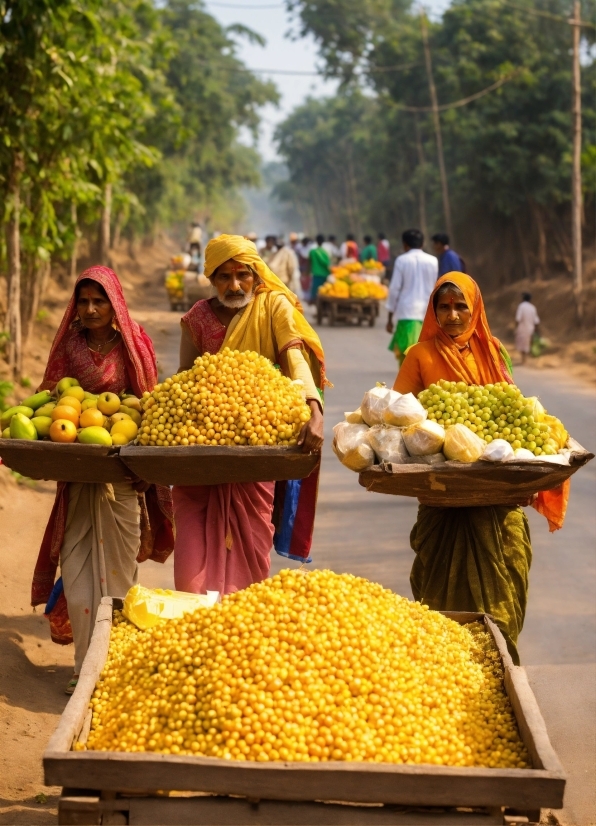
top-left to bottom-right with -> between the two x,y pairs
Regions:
1,279 -> 594,824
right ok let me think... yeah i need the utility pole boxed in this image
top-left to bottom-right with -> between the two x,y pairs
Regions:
420,9 -> 453,242
571,0 -> 583,322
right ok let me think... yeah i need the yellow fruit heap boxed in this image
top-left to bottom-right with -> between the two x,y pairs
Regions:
139,348 -> 311,447
362,259 -> 385,271
418,380 -> 568,456
319,281 -> 350,298
83,569 -> 529,770
165,270 -> 185,300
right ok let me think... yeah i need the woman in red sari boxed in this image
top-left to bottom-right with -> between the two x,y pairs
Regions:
32,266 -> 174,692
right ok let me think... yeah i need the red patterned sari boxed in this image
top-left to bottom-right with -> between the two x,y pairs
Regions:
32,266 -> 175,622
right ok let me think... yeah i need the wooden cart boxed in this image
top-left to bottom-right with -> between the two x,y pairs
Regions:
316,295 -> 380,327
358,438 -> 593,507
45,598 -> 565,825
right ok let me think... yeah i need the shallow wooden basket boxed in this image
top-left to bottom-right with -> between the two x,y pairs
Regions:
359,437 -> 593,507
44,597 -> 565,818
119,444 -> 319,486
0,439 -> 128,483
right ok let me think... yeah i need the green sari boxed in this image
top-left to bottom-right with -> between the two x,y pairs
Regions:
410,505 -> 532,664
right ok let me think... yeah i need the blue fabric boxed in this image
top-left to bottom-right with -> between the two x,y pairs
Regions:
438,249 -> 463,277
273,479 -> 312,563
44,576 -> 63,615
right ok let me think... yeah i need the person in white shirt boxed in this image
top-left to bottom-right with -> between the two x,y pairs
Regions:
322,235 -> 340,264
515,293 -> 540,364
386,228 -> 438,363
268,237 -> 301,294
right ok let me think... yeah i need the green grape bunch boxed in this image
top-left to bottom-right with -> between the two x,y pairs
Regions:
417,380 -> 567,456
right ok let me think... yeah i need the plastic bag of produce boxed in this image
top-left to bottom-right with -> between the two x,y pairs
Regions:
383,392 -> 427,427
345,408 -> 364,424
481,439 -> 514,462
332,422 -> 369,458
512,448 -> 539,462
402,419 -> 445,456
365,425 -> 410,464
443,424 -> 485,463
123,584 -> 219,630
416,453 -> 446,465
361,386 -> 398,426
540,453 -> 570,465
337,442 -> 376,471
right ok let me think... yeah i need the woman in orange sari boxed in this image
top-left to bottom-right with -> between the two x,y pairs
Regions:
32,266 -> 174,692
395,273 -> 568,663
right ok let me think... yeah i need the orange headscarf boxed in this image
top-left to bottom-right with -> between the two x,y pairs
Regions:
420,272 -> 513,385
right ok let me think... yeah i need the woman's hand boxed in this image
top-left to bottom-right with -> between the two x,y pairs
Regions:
517,493 -> 538,507
125,474 -> 151,494
297,400 -> 324,454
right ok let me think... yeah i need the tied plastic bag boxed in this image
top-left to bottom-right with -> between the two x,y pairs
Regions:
361,386 -> 399,426
123,584 -> 219,630
443,424 -> 485,463
365,425 -> 410,464
332,422 -> 375,471
512,448 -> 540,462
481,439 -> 514,462
383,392 -> 427,427
344,408 -> 364,424
402,420 -> 445,456
540,453 -> 570,465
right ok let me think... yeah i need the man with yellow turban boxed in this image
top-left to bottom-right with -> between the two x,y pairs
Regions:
174,234 -> 326,595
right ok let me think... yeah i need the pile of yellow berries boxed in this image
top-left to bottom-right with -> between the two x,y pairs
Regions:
83,570 -> 529,769
165,270 -> 185,300
138,348 -> 311,447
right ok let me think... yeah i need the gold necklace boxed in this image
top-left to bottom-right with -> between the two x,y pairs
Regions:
87,328 -> 118,353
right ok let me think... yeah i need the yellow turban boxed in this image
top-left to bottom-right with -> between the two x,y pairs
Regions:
204,234 -> 326,380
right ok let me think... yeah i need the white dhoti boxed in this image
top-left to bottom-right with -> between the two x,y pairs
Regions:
60,482 -> 140,673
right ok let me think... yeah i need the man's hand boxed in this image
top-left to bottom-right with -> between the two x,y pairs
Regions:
386,312 -> 394,335
517,493 -> 538,508
297,401 -> 324,454
125,474 -> 151,494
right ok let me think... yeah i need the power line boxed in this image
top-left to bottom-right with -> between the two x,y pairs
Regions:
397,71 -> 519,112
207,2 -> 283,7
497,0 -> 596,29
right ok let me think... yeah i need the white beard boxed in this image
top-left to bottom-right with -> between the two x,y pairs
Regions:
220,289 -> 253,309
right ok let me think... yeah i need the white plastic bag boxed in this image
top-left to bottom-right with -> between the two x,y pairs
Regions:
539,453 -> 570,465
443,424 -> 485,463
416,453 -> 447,465
402,420 -> 445,456
383,392 -> 427,427
339,442 -> 376,471
332,422 -> 369,459
344,408 -> 364,424
361,386 -> 398,426
481,439 -> 514,462
365,425 -> 410,464
512,448 -> 540,462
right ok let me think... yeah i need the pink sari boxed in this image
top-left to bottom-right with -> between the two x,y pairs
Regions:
175,300 -> 275,594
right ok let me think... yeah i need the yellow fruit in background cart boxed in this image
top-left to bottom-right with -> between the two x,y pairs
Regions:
84,569 -> 529,770
350,283 -> 368,299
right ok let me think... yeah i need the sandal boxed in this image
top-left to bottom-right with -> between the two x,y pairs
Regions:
65,676 -> 79,695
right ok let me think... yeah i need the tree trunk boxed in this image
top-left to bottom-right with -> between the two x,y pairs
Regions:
414,114 -> 429,246
530,200 -> 547,281
70,201 -> 79,282
99,182 -> 112,266
5,154 -> 24,378
571,0 -> 583,321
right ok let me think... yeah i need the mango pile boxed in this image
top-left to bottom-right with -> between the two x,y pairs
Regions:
418,380 -> 567,456
165,270 -> 185,301
319,281 -> 388,300
138,348 -> 311,447
83,570 -> 529,769
362,259 -> 385,271
330,262 -> 364,279
0,377 -> 141,446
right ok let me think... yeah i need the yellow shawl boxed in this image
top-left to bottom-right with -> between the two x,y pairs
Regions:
204,234 -> 327,388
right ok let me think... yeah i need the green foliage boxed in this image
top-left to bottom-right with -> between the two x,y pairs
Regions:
0,380 -> 13,412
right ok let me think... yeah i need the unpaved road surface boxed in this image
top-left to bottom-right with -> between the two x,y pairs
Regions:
1,278 -> 594,824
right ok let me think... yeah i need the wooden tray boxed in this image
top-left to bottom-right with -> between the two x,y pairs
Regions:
0,439 -> 128,484
44,598 -> 565,811
359,438 -> 593,507
120,444 -> 320,486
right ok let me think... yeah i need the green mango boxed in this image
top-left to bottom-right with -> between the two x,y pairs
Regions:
31,416 -> 53,438
35,402 -> 57,418
78,426 -> 112,446
1,405 -> 34,430
10,412 -> 38,440
21,389 -> 53,410
83,392 -> 98,400
1,427 -> 11,439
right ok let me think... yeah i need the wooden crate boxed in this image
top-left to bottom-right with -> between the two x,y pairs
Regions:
358,438 -> 593,507
316,296 -> 379,328
44,599 -> 565,822
119,444 -> 319,486
0,440 -> 128,484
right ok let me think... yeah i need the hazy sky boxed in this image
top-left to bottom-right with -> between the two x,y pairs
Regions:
206,0 -> 449,161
